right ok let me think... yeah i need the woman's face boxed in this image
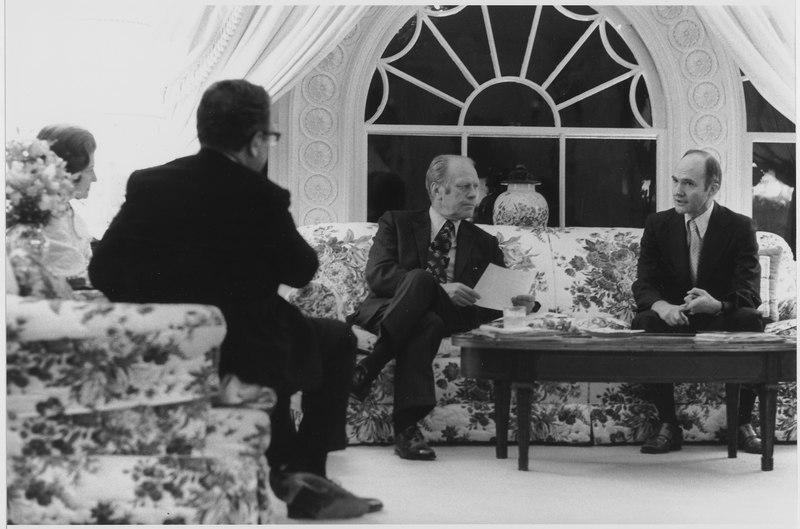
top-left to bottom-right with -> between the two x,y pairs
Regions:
73,150 -> 97,199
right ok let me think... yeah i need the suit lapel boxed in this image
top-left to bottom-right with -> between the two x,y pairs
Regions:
454,223 -> 475,282
668,211 -> 692,288
697,204 -> 730,285
412,212 -> 431,269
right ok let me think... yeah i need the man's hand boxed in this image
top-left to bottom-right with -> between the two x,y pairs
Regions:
442,282 -> 480,307
511,294 -> 537,314
683,288 -> 722,315
652,300 -> 689,327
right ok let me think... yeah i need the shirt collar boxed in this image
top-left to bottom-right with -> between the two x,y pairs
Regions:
429,207 -> 461,240
685,200 -> 714,238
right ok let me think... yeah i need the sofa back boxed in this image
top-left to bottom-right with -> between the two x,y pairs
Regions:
289,223 -> 796,323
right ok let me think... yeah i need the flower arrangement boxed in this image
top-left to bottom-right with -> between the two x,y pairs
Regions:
5,138 -> 75,227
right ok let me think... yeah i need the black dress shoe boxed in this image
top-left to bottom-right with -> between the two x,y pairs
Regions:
350,364 -> 374,402
394,425 -> 436,460
738,423 -> 763,454
269,470 -> 375,520
641,422 -> 683,454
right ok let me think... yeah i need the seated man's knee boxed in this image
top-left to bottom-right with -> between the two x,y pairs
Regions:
730,307 -> 764,332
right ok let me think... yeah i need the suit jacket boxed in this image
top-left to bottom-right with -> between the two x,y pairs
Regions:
353,209 -> 506,327
88,148 -> 322,392
632,203 -> 761,312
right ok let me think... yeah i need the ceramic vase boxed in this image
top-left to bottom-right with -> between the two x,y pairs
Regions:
492,182 -> 549,230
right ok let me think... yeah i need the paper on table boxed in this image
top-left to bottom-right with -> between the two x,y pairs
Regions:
473,263 -> 536,310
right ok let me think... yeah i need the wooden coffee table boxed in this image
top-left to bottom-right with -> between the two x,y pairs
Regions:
453,331 -> 796,471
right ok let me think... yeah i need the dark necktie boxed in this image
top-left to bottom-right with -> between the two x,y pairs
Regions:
426,220 -> 455,284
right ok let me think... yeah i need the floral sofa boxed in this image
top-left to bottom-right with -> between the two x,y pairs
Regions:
6,254 -> 276,523
285,222 -> 797,447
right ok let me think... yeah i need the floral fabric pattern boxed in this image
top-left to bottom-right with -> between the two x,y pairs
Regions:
287,222 -> 797,446
6,294 -> 275,524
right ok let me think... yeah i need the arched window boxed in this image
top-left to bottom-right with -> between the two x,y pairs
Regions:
364,5 -> 660,227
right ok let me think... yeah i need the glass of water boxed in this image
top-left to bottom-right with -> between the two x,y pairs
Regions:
503,306 -> 528,331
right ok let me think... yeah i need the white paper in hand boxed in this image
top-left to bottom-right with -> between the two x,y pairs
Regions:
473,263 -> 536,310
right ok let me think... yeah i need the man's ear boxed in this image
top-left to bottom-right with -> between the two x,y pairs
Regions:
246,133 -> 262,157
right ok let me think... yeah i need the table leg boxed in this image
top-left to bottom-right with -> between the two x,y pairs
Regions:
759,383 -> 779,471
515,383 -> 534,471
494,380 -> 510,459
725,383 -> 740,459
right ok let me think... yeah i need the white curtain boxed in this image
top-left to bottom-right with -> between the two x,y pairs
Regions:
158,5 -> 370,157
695,5 -> 795,123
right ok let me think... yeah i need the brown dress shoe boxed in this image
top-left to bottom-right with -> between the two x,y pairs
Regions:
641,422 -> 683,454
394,425 -> 436,460
738,423 -> 763,454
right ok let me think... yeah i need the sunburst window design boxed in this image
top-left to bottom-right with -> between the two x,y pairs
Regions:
367,5 -> 651,129
365,5 -> 660,228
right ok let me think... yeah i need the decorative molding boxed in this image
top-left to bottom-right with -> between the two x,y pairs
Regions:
301,106 -> 336,138
669,19 -> 704,51
691,113 -> 724,144
304,173 -> 337,205
690,81 -> 723,112
302,206 -> 335,224
316,45 -> 346,74
301,140 -> 336,172
303,73 -> 338,105
654,6 -> 685,23
681,48 -> 717,80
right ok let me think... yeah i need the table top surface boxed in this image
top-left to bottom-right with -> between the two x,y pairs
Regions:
452,331 -> 797,353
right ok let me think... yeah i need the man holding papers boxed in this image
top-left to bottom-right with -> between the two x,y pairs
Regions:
349,154 -> 510,461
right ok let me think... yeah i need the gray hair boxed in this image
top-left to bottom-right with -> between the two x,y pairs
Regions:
425,154 -> 475,200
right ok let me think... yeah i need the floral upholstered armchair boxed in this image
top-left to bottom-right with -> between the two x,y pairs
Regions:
5,254 -> 276,524
284,223 -> 797,448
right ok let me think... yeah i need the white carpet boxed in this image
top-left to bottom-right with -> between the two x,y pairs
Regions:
274,444 -> 798,527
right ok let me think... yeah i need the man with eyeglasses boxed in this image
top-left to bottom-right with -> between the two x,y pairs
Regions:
349,154 -> 507,460
89,79 -> 382,520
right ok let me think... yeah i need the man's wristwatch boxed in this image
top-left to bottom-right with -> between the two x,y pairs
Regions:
715,300 -> 728,316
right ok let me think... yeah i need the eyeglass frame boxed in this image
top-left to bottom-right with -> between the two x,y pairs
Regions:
261,130 -> 281,147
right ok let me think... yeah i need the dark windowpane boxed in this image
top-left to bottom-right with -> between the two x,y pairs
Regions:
365,70 -> 382,121
390,21 -> 474,102
752,142 -> 796,254
383,16 -> 417,59
464,82 -> 555,126
374,72 -> 462,125
367,135 -> 461,216
525,6 -> 596,86
467,136 -> 560,227
560,76 -> 643,128
429,6 -> 494,84
547,29 -> 629,109
743,79 -> 795,133
486,6 -> 537,77
602,19 -> 636,65
565,139 -> 656,227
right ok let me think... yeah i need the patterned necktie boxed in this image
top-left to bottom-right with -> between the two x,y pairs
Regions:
687,218 -> 701,285
426,220 -> 455,283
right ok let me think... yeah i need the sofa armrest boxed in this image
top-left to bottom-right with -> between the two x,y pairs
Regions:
6,294 -> 225,343
6,294 -> 227,413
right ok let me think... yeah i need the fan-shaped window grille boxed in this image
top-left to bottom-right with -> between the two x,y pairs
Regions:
365,5 -> 659,227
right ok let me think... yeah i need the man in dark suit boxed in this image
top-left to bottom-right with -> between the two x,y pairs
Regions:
632,149 -> 764,455
89,79 -> 381,520
350,154 -> 506,460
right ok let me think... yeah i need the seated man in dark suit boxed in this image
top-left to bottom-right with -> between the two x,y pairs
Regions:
88,79 -> 381,520
632,149 -> 764,455
349,154 -> 507,460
